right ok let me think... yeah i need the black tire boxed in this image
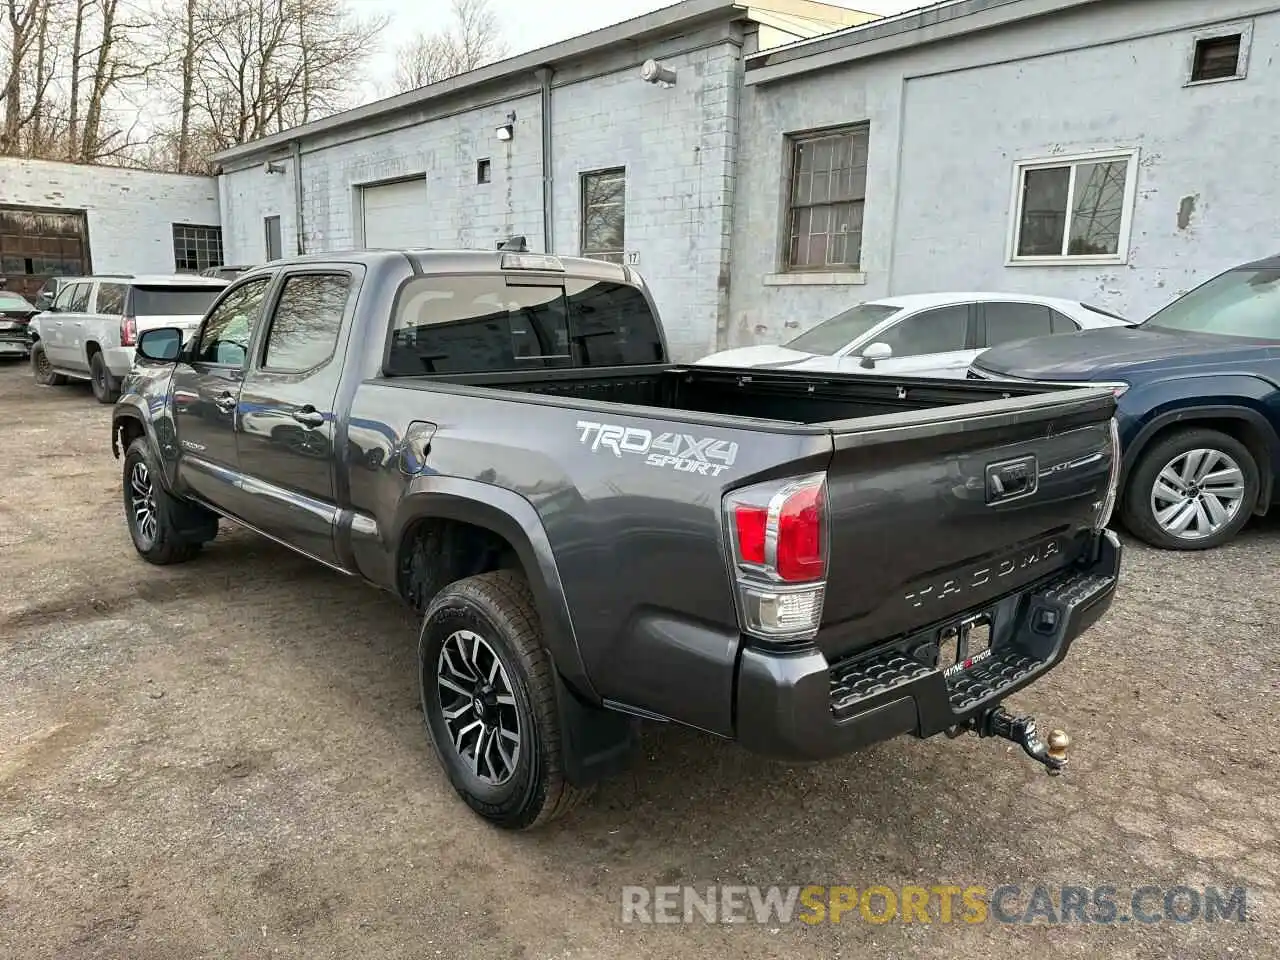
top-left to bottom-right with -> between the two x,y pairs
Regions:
122,437 -> 206,564
418,570 -> 591,830
1121,427 -> 1259,551
90,352 -> 119,403
31,342 -> 67,386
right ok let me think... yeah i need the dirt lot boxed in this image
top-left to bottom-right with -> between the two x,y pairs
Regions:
1,359 -> 1278,959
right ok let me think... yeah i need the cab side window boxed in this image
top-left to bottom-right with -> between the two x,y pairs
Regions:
52,283 -> 78,312
193,277 -> 271,366
261,273 -> 351,372
67,283 -> 92,313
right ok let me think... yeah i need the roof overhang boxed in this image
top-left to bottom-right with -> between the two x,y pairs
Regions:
744,0 -> 1106,85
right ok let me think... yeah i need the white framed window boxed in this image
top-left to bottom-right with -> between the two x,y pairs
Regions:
1006,150 -> 1139,266
1185,20 -> 1252,86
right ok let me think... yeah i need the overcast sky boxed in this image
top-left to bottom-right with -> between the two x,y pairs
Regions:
358,0 -> 927,88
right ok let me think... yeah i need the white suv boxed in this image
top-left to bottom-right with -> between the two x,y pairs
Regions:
30,274 -> 228,402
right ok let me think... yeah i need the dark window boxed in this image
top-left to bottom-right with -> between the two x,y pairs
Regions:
172,224 -> 224,273
68,282 -> 92,312
1014,156 -> 1132,259
1191,34 -> 1241,82
1049,309 -> 1080,334
564,278 -> 663,365
264,217 -> 282,261
786,125 -> 869,271
53,283 -> 78,311
785,302 -> 901,355
477,158 -> 492,184
983,302 -> 1054,347
95,282 -> 127,315
387,277 -> 662,375
580,168 -> 625,264
263,274 -> 350,372
130,286 -> 222,318
877,305 -> 969,357
193,278 -> 270,366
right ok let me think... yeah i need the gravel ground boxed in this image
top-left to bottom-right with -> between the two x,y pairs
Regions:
2,359 -> 1278,960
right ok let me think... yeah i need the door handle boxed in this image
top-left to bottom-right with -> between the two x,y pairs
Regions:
291,406 -> 325,428
214,393 -> 237,413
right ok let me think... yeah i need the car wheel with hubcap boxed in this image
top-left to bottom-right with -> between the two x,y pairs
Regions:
31,342 -> 67,385
91,352 -> 119,403
122,437 -> 207,564
1121,427 -> 1259,551
418,570 -> 591,830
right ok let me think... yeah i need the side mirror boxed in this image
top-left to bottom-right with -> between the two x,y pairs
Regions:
137,327 -> 184,363
860,341 -> 893,368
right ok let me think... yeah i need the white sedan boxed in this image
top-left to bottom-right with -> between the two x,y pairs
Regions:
697,292 -> 1132,378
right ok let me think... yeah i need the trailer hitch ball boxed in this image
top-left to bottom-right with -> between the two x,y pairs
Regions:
975,706 -> 1070,776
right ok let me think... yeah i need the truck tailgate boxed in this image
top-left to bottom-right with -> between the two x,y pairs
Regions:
818,387 -> 1118,661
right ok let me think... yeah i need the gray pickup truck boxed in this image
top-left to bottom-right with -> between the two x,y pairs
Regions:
112,247 -> 1122,830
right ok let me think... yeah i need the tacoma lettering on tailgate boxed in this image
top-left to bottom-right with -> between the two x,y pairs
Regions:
576,420 -> 738,476
905,539 -> 1061,609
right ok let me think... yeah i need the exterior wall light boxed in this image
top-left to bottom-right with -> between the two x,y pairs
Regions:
496,111 -> 516,141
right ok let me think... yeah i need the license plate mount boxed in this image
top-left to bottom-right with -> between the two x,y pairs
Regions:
940,612 -> 994,677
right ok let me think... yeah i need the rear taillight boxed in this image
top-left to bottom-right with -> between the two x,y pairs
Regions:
724,473 -> 828,643
1094,418 -> 1122,531
120,315 -> 137,346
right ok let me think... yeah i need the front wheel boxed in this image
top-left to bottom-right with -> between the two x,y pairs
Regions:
31,342 -> 67,386
123,438 -> 208,564
418,570 -> 591,830
1121,428 -> 1259,550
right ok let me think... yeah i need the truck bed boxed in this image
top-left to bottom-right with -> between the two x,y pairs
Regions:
397,363 -> 1063,426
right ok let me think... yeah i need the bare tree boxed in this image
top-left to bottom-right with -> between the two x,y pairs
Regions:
188,0 -> 385,155
392,0 -> 507,93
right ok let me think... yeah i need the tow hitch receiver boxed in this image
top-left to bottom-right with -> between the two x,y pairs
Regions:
968,706 -> 1070,775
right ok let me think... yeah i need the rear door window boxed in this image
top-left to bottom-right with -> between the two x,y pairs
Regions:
131,286 -> 223,317
95,282 -> 127,315
261,273 -> 351,372
983,302 -> 1055,347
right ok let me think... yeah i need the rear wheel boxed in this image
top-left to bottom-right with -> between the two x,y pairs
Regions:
418,570 -> 591,830
90,352 -> 119,403
1121,428 -> 1259,550
31,342 -> 67,386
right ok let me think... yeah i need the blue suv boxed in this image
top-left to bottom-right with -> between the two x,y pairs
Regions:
969,254 -> 1280,551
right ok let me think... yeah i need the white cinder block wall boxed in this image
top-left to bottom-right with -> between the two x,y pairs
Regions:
2,157 -> 219,274
550,37 -> 742,360
217,21 -> 745,362
729,0 -> 1280,347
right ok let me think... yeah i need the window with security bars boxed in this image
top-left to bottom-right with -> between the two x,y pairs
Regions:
1010,151 -> 1138,262
785,126 -> 868,271
172,223 -> 224,273
580,168 -> 625,264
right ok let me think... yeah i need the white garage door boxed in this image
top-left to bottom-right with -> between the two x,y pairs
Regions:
362,178 -> 429,248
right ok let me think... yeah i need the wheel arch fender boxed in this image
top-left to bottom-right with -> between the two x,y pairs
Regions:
392,478 -> 594,700
1123,402 -> 1278,512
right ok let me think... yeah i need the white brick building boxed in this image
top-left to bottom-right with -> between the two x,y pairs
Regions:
211,0 -> 873,361
214,0 -> 1280,361
729,0 -> 1280,346
0,157 -> 221,298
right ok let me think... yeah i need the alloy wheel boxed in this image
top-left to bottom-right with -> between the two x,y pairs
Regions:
129,460 -> 159,547
1149,447 -> 1245,541
35,348 -> 51,380
436,629 -> 521,785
